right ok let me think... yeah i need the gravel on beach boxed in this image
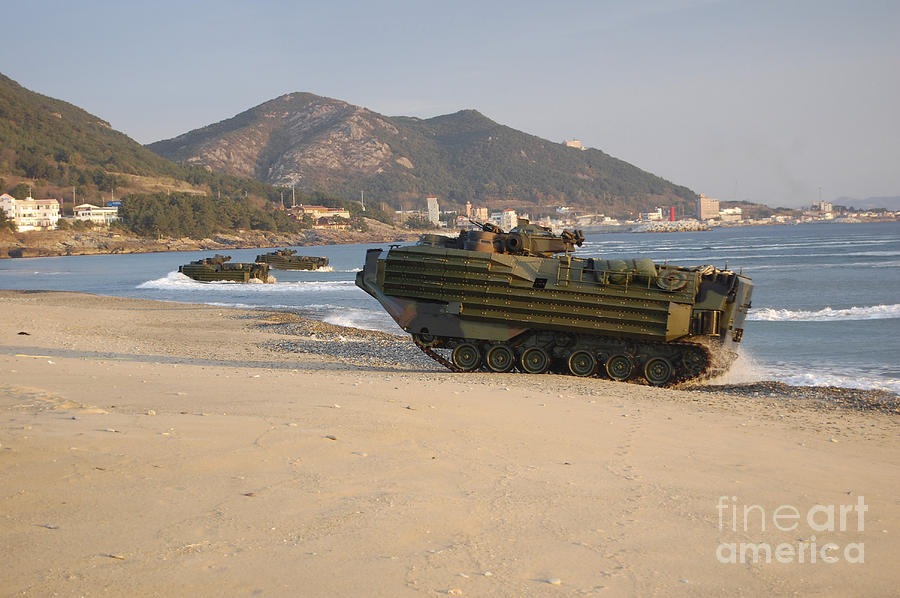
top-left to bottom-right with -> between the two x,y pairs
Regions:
257,313 -> 900,414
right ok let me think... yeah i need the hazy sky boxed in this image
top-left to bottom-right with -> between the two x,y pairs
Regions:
3,0 -> 898,207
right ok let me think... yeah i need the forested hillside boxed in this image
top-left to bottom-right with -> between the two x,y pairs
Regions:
148,93 -> 698,217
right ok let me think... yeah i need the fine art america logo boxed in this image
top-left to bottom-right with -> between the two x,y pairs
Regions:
716,496 -> 867,564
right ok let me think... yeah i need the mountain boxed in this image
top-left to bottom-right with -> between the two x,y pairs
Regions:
148,93 -> 698,216
834,196 -> 900,211
0,73 -> 277,205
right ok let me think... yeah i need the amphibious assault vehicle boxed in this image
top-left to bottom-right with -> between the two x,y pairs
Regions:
178,254 -> 272,283
255,248 -> 329,270
356,221 -> 753,386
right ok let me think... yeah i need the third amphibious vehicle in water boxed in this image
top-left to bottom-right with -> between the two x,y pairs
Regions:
255,248 -> 329,270
356,221 -> 753,386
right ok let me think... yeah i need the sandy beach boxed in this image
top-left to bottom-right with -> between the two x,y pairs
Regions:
1,290 -> 898,597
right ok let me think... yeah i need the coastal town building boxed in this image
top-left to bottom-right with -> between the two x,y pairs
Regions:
426,196 -> 440,225
490,209 -> 518,231
473,206 -> 489,222
288,205 -> 350,220
640,207 -> 664,221
718,207 -> 743,222
815,200 -> 833,213
697,194 -> 720,220
0,193 -> 60,231
74,203 -> 119,225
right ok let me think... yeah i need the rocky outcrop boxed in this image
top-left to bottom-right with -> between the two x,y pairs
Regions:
148,94 -> 402,189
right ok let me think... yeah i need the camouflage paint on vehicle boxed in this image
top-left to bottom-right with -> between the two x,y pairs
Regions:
255,248 -> 329,271
356,220 -> 753,386
178,254 -> 272,283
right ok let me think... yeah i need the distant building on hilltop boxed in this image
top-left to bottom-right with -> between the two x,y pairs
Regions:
697,194 -> 720,220
426,196 -> 440,225
0,193 -> 59,231
563,139 -> 585,150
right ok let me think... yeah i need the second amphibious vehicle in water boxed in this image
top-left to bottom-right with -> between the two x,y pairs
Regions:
178,254 -> 272,283
255,248 -> 329,270
356,220 -> 753,386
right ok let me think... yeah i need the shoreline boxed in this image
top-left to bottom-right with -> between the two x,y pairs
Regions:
0,218 -> 423,259
3,218 -> 896,259
1,291 -> 899,595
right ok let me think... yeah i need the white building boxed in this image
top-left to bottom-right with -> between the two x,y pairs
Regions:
74,203 -> 119,225
719,207 -> 743,222
288,205 -> 350,220
426,196 -> 440,226
815,200 -> 833,213
640,207 -> 664,221
0,193 -> 60,231
490,209 -> 518,231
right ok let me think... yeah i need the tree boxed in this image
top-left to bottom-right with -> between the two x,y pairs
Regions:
11,183 -> 31,199
0,209 -> 15,233
404,214 -> 435,230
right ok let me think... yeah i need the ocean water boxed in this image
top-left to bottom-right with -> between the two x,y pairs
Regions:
1,222 -> 898,393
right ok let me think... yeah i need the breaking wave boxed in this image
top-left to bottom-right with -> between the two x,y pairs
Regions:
137,271 -> 357,293
749,303 -> 900,322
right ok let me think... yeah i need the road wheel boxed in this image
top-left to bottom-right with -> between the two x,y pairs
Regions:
605,354 -> 633,381
520,347 -> 550,374
567,350 -> 596,377
644,357 -> 673,386
485,344 -> 515,373
452,343 -> 481,371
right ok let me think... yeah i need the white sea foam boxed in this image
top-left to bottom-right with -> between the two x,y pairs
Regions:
705,349 -> 900,394
748,303 -> 900,322
705,349 -> 767,385
137,272 -> 357,293
775,370 -> 900,394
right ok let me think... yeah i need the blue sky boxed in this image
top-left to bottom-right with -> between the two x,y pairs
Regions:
2,0 -> 898,207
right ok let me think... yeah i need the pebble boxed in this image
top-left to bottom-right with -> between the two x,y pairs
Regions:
103,428 -> 118,433
483,571 -> 493,577
260,317 -> 900,412
146,410 -> 156,416
325,435 -> 337,441
332,404 -> 341,409
287,423 -> 298,427
545,578 -> 562,585
830,438 -> 839,443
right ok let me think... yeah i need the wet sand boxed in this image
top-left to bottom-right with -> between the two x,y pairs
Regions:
1,290 -> 898,596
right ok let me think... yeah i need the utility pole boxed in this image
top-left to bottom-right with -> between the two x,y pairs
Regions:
360,190 -> 365,211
